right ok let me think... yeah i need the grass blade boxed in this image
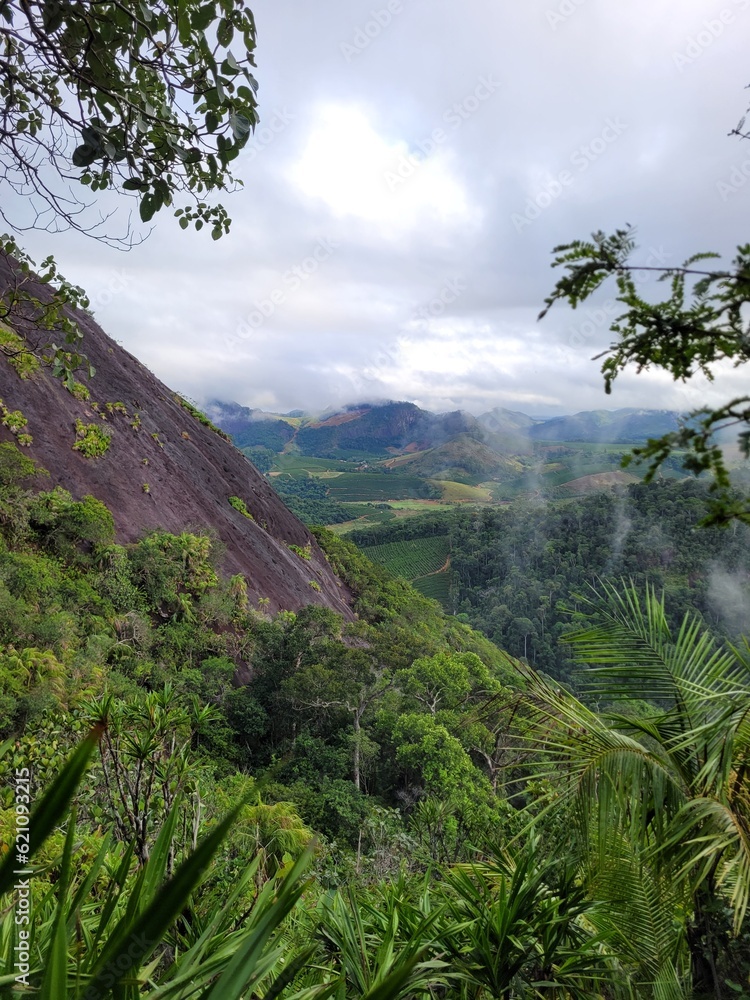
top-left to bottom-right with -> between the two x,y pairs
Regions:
79,797 -> 247,997
0,727 -> 101,898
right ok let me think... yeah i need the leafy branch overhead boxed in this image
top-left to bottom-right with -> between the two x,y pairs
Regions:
0,0 -> 259,241
0,236 -> 94,390
540,227 -> 750,524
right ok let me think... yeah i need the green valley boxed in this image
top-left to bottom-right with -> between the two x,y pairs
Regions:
3,348 -> 750,1000
209,400 -> 705,537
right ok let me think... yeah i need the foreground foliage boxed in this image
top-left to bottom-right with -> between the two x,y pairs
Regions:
0,0 -> 259,241
1,457 -> 749,998
517,583 -> 750,997
0,736 -> 619,999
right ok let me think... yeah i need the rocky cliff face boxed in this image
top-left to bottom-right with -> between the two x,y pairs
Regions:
0,256 -> 352,618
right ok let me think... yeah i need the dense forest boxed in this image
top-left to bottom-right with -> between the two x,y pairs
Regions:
2,441 -> 750,997
349,480 -> 750,682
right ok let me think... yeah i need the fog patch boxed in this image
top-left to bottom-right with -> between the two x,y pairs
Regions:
604,500 -> 632,576
707,565 -> 750,638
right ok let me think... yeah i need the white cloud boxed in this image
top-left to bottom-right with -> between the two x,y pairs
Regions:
5,0 -> 749,422
286,103 -> 481,243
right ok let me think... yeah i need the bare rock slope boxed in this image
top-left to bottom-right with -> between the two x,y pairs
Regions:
0,259 -> 352,617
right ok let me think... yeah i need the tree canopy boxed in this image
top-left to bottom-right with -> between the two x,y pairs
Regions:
541,93 -> 750,526
0,0 -> 259,243
540,229 -> 750,524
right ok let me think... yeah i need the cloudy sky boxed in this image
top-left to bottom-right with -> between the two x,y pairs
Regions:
12,0 -> 750,416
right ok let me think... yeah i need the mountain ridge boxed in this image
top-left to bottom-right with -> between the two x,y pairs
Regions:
207,398 -> 683,458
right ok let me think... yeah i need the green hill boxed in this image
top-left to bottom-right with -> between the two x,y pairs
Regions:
407,434 -> 524,481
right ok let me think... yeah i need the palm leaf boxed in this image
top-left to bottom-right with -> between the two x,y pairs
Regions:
197,847 -> 313,1000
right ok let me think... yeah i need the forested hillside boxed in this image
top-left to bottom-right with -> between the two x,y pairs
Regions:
4,452 -> 750,997
0,448 -> 520,851
350,480 -> 750,682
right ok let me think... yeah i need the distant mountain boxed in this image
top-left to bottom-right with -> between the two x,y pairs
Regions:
405,435 -> 524,481
295,402 -> 489,456
477,407 -> 540,454
478,407 -> 540,434
233,420 -> 296,452
203,399 -> 256,434
207,399 -> 685,458
208,400 -> 490,457
296,402 -> 426,454
528,408 -> 681,443
204,399 -> 296,451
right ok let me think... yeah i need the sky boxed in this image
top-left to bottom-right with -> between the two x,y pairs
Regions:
10,0 -> 750,417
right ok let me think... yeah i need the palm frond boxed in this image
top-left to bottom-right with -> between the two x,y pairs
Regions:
662,796 -> 750,933
516,663 -> 688,851
567,583 -> 743,741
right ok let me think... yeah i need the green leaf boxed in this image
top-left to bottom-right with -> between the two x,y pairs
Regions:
230,113 -> 252,142
84,797 -> 249,994
140,195 -> 157,222
222,51 -> 239,74
217,17 -> 233,45
198,848 -> 313,999
81,125 -> 101,146
42,0 -> 64,33
39,814 -> 78,1000
72,144 -> 98,168
192,2 -> 216,31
